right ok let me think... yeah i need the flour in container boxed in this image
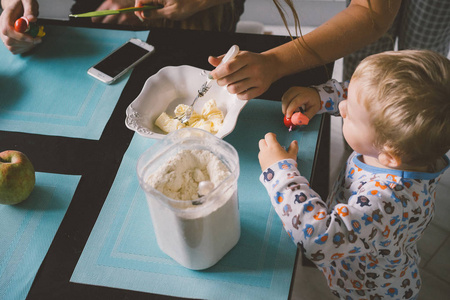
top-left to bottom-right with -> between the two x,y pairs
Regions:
142,147 -> 240,269
146,149 -> 230,204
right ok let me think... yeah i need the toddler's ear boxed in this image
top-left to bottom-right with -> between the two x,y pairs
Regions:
378,146 -> 401,168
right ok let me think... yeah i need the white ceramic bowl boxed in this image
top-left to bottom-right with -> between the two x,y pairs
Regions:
125,65 -> 247,139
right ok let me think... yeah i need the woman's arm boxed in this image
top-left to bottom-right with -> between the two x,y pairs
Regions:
210,0 -> 401,100
267,0 -> 401,80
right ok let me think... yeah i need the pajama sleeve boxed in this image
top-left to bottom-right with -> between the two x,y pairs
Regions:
259,159 -> 404,266
313,79 -> 349,116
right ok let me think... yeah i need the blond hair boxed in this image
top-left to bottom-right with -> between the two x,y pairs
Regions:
272,0 -> 324,66
352,50 -> 450,166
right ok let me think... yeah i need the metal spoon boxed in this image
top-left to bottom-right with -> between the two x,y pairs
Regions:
191,181 -> 215,205
175,45 -> 240,124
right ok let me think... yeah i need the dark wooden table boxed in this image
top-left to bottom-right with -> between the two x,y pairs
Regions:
0,21 -> 331,299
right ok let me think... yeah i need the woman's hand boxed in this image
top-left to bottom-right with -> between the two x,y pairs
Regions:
209,50 -> 279,100
258,133 -> 298,171
135,0 -> 225,21
92,0 -> 144,26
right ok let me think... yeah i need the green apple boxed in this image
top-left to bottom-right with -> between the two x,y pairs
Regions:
0,150 -> 36,205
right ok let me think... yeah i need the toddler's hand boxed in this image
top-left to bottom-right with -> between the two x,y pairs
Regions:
258,133 -> 298,171
282,86 -> 321,120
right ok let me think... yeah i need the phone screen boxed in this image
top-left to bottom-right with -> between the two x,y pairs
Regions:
93,42 -> 151,78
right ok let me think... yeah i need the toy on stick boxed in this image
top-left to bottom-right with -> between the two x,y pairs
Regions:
284,108 -> 310,131
14,17 -> 45,38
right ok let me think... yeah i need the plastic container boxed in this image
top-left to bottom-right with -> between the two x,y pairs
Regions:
136,128 -> 240,270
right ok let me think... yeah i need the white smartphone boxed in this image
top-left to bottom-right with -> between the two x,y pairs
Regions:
88,38 -> 155,84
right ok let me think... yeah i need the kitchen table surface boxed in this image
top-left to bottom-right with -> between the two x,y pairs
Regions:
0,21 -> 332,299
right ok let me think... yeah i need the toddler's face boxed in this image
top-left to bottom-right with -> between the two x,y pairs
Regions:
339,80 -> 379,158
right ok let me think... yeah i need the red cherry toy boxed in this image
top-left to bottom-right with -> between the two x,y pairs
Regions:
283,115 -> 294,129
14,17 -> 29,33
14,17 -> 45,38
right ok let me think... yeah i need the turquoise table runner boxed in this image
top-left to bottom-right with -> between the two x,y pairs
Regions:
71,99 -> 322,299
0,26 -> 149,140
0,172 -> 81,299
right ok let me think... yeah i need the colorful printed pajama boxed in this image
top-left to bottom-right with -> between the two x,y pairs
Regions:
259,79 -> 450,299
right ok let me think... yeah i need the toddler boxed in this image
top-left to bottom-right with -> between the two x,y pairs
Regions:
258,50 -> 450,299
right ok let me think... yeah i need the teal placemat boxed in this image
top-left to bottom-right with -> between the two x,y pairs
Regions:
0,26 -> 149,140
71,99 -> 322,299
0,172 -> 81,300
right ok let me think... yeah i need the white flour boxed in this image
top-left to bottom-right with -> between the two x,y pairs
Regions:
146,149 -> 230,203
144,148 -> 240,270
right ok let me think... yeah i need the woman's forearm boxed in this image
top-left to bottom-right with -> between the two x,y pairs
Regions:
265,0 -> 401,81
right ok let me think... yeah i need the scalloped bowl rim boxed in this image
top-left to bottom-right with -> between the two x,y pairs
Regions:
125,65 -> 247,139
